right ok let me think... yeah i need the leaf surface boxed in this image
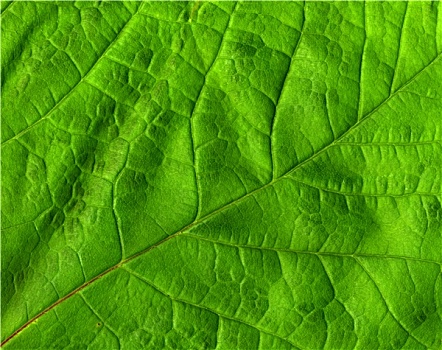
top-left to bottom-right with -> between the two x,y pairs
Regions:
1,1 -> 441,349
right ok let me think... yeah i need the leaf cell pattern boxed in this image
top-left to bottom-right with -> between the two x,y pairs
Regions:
1,1 -> 441,349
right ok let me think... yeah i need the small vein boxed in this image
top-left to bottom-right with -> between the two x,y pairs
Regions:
316,256 -> 355,349
270,1 -> 305,180
0,0 -> 14,16
0,206 -> 53,231
1,3 -> 143,147
337,141 -> 441,147
188,1 -> 238,221
137,11 -> 223,37
288,176 -> 439,198
112,185 -> 125,261
390,2 -> 409,95
79,294 -> 121,349
356,0 -> 366,120
183,233 -> 442,266
112,143 -> 129,260
215,316 -> 221,349
121,266 -> 302,350
353,257 -> 430,348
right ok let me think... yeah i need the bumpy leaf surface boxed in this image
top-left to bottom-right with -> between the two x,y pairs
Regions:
1,1 -> 442,349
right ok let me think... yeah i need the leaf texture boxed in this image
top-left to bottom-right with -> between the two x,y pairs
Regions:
1,1 -> 441,349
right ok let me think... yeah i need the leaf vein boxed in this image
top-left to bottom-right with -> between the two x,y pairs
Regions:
183,233 -> 442,266
188,1 -> 238,220
353,257 -> 430,348
1,3 -> 144,147
270,1 -> 305,179
121,266 -> 302,350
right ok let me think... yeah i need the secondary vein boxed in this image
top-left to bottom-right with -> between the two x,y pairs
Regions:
1,3 -> 144,147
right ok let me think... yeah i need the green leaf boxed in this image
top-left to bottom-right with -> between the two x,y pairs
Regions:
2,1 -> 441,349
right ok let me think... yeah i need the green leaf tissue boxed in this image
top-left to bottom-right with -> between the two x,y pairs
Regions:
1,1 -> 441,349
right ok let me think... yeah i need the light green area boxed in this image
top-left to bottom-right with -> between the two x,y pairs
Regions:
1,1 -> 441,349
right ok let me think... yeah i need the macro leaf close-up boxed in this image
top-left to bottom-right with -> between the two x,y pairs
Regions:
1,0 -> 442,349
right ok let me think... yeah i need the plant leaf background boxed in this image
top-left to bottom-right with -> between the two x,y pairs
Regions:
1,1 -> 441,349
